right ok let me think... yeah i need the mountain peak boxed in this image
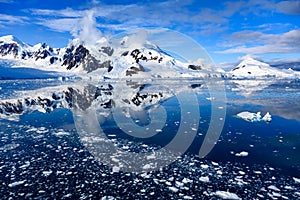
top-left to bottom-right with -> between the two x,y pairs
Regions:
234,57 -> 270,71
0,35 -> 26,46
229,55 -> 300,78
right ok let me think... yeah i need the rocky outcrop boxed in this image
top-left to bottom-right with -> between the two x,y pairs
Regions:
0,43 -> 19,58
129,49 -> 164,64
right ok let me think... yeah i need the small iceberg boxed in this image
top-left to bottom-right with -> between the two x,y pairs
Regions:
262,112 -> 272,122
236,111 -> 271,122
235,151 -> 249,157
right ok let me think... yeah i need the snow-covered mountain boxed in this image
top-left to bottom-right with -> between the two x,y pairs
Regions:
0,35 -> 214,79
0,34 -> 219,119
228,57 -> 300,79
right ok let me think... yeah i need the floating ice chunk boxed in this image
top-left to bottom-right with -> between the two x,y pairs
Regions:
236,111 -> 261,122
182,178 -> 192,184
211,161 -> 219,166
214,191 -> 241,200
19,161 -> 30,169
36,127 -> 48,133
235,151 -> 248,157
143,164 -> 153,170
42,170 -> 53,176
26,127 -> 38,132
169,186 -> 179,192
238,171 -> 245,175
165,181 -> 172,186
268,185 -> 280,191
293,177 -> 300,183
200,164 -> 209,169
112,166 -> 120,173
262,112 -> 272,122
101,196 -> 116,200
236,111 -> 271,122
146,154 -> 156,160
199,176 -> 210,182
206,97 -> 215,101
8,180 -> 26,187
62,194 -> 72,198
175,181 -> 184,187
53,131 -> 70,137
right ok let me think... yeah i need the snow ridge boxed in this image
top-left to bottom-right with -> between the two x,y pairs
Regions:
229,57 -> 300,79
0,35 -> 216,79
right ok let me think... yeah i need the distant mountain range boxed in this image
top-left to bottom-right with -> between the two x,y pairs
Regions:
227,57 -> 300,79
0,35 -> 299,80
0,35 -> 299,119
0,35 -> 209,79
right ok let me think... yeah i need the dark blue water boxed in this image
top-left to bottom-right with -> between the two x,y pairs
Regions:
0,72 -> 299,198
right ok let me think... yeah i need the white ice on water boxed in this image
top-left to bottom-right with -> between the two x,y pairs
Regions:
293,177 -> 300,183
236,111 -> 272,122
8,180 -> 26,187
214,190 -> 241,200
235,151 -> 249,157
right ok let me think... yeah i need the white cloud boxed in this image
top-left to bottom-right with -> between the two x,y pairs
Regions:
73,9 -> 102,45
276,1 -> 300,15
237,54 -> 262,61
0,14 -> 28,27
217,30 -> 300,54
24,1 -> 215,36
25,0 -> 298,39
28,8 -> 84,18
14,0 -> 299,52
36,18 -> 80,33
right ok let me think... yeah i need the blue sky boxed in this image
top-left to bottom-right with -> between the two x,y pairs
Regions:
0,0 -> 299,65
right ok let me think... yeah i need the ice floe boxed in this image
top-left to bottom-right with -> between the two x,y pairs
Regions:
293,177 -> 300,183
199,176 -> 210,183
214,190 -> 241,200
236,111 -> 272,122
235,151 -> 249,157
8,180 -> 26,187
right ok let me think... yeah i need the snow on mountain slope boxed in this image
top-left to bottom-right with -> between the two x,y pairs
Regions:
0,35 -> 30,59
0,35 -> 28,47
0,35 -> 219,79
229,57 -> 300,79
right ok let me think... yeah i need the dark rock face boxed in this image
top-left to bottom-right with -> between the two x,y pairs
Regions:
21,51 -> 32,59
62,45 -> 87,70
100,46 -> 114,56
33,49 -> 51,61
126,65 -> 145,76
188,64 -> 202,71
121,51 -> 129,56
232,65 -> 246,71
0,100 -> 23,114
50,57 -> 59,64
83,60 -> 112,73
190,84 -> 202,89
61,45 -> 113,73
129,49 -> 164,64
0,37 -> 117,73
0,43 -> 19,58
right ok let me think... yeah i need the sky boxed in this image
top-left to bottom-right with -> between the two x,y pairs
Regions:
0,0 -> 300,66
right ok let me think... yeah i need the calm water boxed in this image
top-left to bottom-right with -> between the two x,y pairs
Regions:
0,72 -> 299,199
